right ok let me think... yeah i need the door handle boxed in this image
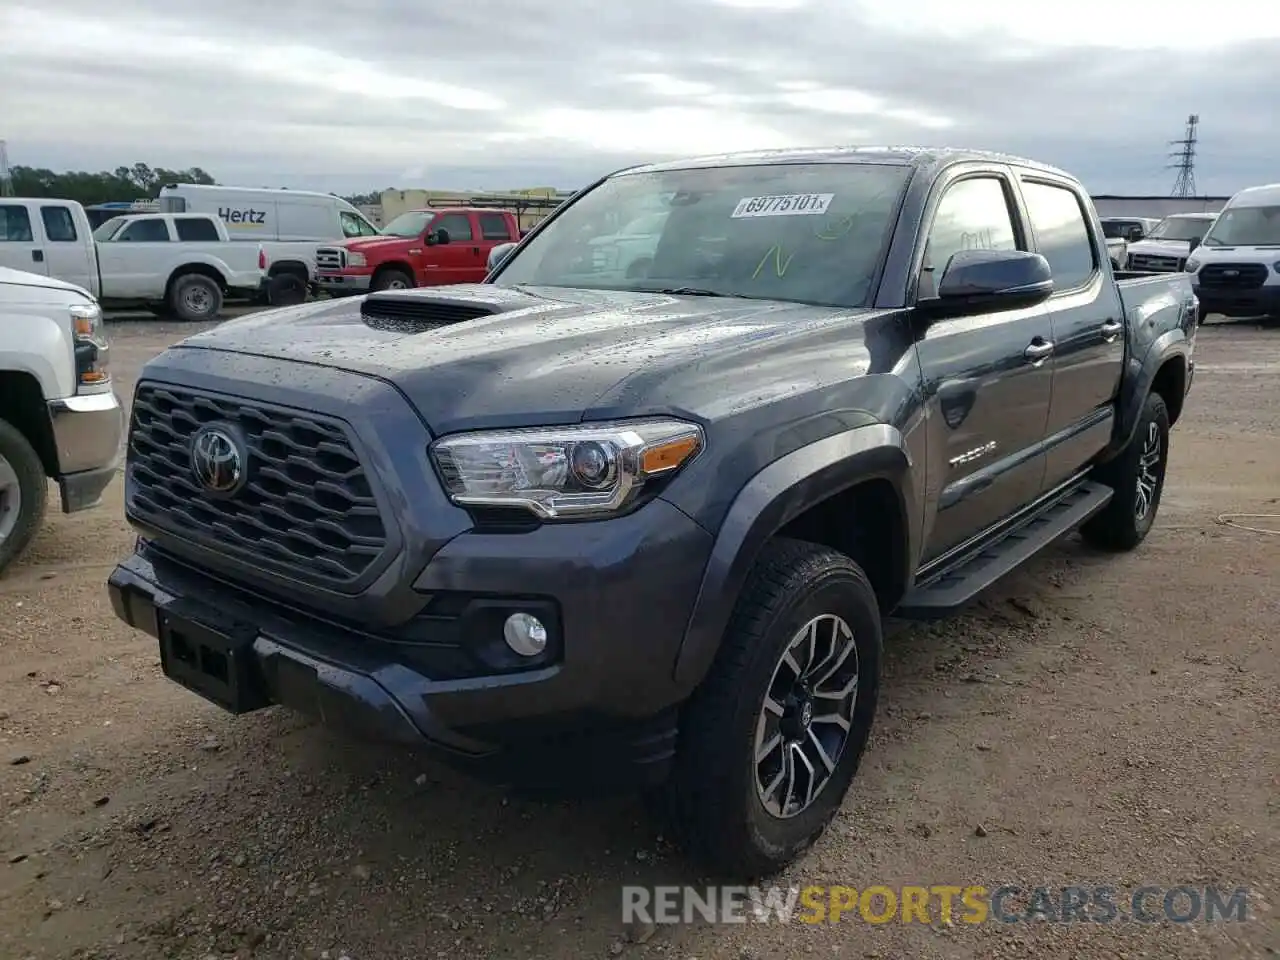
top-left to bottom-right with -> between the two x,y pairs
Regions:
472,247 -> 481,255
1100,319 -> 1123,342
1023,339 -> 1054,364
32,249 -> 44,263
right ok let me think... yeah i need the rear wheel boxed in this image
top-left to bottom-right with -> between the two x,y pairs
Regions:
652,538 -> 882,877
169,273 -> 223,322
0,418 -> 47,575
371,269 -> 413,292
1081,391 -> 1169,551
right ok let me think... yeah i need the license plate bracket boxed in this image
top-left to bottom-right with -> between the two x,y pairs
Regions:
157,609 -> 269,714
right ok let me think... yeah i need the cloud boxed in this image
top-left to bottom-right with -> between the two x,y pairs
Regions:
1,0 -> 1276,194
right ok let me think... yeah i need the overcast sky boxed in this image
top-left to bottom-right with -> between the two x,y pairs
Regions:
2,0 -> 1276,196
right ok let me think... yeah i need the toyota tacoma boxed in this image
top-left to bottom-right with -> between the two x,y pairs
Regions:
107,147 -> 1196,877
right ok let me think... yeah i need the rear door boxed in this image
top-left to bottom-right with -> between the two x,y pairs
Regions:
420,211 -> 483,285
39,203 -> 96,292
475,212 -> 516,279
0,203 -> 48,276
1017,176 -> 1125,492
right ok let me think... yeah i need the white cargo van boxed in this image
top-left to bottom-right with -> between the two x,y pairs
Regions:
1184,183 -> 1280,324
156,184 -> 382,303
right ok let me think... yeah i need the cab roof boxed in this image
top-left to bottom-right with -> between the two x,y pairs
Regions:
1227,183 -> 1280,208
616,146 -> 1076,182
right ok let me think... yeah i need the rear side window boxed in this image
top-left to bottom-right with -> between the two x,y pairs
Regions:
118,219 -> 171,242
434,213 -> 474,242
1021,181 -> 1096,290
41,206 -> 79,242
0,205 -> 34,242
478,213 -> 511,240
175,217 -> 220,241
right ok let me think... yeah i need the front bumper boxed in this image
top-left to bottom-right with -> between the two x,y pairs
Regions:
1192,283 -> 1280,318
107,495 -> 713,789
316,272 -> 372,294
47,391 -> 124,512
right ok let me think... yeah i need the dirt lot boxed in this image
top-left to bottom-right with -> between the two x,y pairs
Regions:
1,317 -> 1277,960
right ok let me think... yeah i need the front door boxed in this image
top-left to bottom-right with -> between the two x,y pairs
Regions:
912,170 -> 1055,562
38,204 -> 97,293
417,212 -> 484,286
96,217 -> 174,298
0,204 -> 48,276
1017,177 -> 1126,491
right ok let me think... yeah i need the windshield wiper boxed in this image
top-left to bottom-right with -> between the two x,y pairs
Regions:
657,286 -> 726,297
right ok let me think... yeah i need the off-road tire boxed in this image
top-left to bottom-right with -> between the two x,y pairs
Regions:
0,418 -> 48,575
371,269 -> 414,292
652,537 -> 882,878
1081,391 -> 1170,551
169,273 -> 223,322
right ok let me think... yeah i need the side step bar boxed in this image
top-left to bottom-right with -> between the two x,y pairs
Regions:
895,480 -> 1114,620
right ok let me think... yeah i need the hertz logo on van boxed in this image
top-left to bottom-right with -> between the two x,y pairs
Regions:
218,207 -> 267,225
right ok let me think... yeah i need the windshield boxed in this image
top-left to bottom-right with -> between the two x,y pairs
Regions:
1202,205 -> 1280,246
1146,217 -> 1213,241
1101,220 -> 1137,240
93,217 -> 126,241
491,162 -> 911,308
380,211 -> 433,238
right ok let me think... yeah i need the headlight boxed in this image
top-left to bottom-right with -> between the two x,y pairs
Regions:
70,301 -> 110,388
431,419 -> 704,519
346,251 -> 367,267
1184,258 -> 1201,273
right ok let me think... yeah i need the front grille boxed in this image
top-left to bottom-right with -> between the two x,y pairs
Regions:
1128,254 -> 1183,273
127,384 -> 388,587
360,294 -> 496,330
1197,263 -> 1268,289
316,247 -> 344,271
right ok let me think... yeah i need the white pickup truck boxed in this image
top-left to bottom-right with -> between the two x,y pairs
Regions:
0,199 -> 265,321
0,266 -> 123,572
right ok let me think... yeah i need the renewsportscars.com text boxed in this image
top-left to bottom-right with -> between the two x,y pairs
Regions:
622,885 -> 1250,925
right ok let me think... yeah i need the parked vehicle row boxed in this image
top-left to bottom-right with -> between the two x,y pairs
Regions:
1182,183 -> 1280,324
107,145 -> 1196,878
0,200 -> 265,321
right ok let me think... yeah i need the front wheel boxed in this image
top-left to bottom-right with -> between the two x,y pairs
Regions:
653,538 -> 882,877
0,418 -> 48,575
1081,391 -> 1170,551
371,269 -> 413,292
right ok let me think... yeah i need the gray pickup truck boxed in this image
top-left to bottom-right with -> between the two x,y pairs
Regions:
107,147 -> 1196,877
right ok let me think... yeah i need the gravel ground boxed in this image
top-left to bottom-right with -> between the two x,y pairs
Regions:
1,315 -> 1277,960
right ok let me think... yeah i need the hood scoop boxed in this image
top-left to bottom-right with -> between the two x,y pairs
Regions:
359,286 -> 548,333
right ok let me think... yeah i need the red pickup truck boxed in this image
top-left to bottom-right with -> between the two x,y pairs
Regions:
314,207 -> 520,295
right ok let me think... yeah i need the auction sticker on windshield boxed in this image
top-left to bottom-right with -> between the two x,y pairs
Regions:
731,194 -> 835,218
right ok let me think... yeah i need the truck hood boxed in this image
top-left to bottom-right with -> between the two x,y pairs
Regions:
1128,239 -> 1193,257
0,266 -> 95,300
173,284 -> 897,436
340,235 -> 415,253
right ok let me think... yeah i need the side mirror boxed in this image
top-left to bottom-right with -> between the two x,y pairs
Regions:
917,249 -> 1054,319
1186,236 -> 1201,253
487,242 -> 517,273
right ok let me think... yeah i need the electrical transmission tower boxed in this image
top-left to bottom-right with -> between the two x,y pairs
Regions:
0,141 -> 12,198
1168,115 -> 1199,198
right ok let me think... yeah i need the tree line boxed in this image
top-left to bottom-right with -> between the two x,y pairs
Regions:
6,162 -> 390,208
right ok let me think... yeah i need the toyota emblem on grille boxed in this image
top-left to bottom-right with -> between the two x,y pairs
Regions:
190,425 -> 246,494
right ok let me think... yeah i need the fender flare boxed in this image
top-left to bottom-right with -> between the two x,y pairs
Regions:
1105,328 -> 1190,460
671,422 -> 917,689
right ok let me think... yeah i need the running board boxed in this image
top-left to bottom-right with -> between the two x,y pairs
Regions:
895,480 -> 1114,620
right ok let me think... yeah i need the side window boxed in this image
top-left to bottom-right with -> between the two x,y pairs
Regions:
478,213 -> 512,241
434,213 -> 473,242
41,206 -> 79,242
175,217 -> 220,241
341,211 -> 380,238
1021,181 -> 1096,290
920,177 -> 1018,298
118,219 -> 172,242
0,205 -> 35,242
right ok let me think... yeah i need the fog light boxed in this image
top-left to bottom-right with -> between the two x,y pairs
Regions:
503,612 -> 548,657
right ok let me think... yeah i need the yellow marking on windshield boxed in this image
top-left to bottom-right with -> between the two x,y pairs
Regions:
753,244 -> 795,279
